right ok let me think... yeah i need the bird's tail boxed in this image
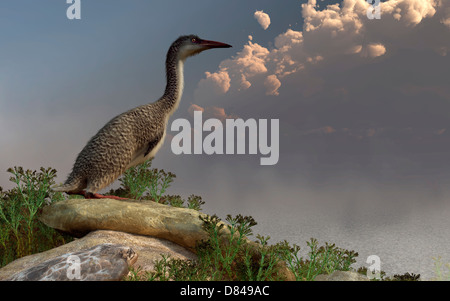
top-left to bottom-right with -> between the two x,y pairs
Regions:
51,183 -> 77,192
51,178 -> 84,193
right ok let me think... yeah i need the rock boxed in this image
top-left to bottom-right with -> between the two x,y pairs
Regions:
0,230 -> 196,281
39,198 -> 211,252
6,243 -> 135,281
35,199 -> 296,281
314,270 -> 369,281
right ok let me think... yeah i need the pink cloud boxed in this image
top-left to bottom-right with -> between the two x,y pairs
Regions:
264,75 -> 281,96
362,43 -> 387,58
187,104 -> 204,116
188,104 -> 237,121
301,126 -> 337,135
254,10 -> 271,30
437,128 -> 446,135
400,84 -> 450,100
195,0 -> 449,99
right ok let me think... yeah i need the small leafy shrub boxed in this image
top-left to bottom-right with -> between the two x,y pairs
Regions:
356,266 -> 386,280
108,159 -> 204,211
0,167 -> 73,267
125,214 -> 290,281
280,238 -> 358,281
124,214 -> 361,281
431,256 -> 450,281
389,272 -> 421,281
115,159 -> 175,201
126,255 -> 208,281
356,266 -> 421,281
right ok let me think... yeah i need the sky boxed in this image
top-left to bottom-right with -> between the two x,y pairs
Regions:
1,0 -> 450,276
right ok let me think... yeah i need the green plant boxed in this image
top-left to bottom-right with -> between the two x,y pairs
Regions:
196,214 -> 257,280
239,235 -> 289,281
0,167 -> 72,267
389,272 -> 421,281
186,195 -> 205,211
126,256 -> 209,281
115,159 -> 175,202
356,266 -> 386,281
355,266 -> 420,281
431,256 -> 450,281
280,238 -> 358,281
109,160 -> 205,211
162,195 -> 184,208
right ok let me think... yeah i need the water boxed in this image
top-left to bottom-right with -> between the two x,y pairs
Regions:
202,195 -> 450,280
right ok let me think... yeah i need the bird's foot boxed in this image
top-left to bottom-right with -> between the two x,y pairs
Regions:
88,193 -> 128,200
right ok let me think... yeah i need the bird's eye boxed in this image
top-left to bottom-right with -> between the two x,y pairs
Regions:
191,38 -> 197,43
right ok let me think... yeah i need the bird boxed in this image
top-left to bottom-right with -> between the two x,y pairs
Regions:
53,35 -> 232,199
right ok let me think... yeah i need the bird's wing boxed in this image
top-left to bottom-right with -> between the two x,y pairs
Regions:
126,132 -> 164,169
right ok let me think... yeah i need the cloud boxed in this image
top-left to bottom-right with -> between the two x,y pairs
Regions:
205,106 -> 235,121
187,104 -> 237,121
195,40 -> 271,97
187,103 -> 204,116
264,75 -> 281,96
322,126 -> 337,134
366,128 -> 377,137
197,70 -> 231,94
436,46 -> 448,56
194,0 -> 449,99
441,10 -> 450,28
254,10 -> 271,30
442,18 -> 450,28
300,126 -> 337,135
382,0 -> 438,26
400,84 -> 450,100
363,43 -> 387,58
274,29 -> 303,49
437,128 -> 446,135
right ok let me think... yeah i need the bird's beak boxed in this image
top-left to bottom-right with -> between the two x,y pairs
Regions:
200,39 -> 232,49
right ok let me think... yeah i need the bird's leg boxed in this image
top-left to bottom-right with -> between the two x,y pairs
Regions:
67,190 -> 127,200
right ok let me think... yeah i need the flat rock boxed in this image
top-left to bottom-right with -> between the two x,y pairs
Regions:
39,199 -> 210,252
0,230 -> 196,281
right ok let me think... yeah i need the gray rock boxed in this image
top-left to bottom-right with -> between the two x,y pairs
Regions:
6,243 -> 136,281
0,230 -> 196,281
2,199 -> 296,281
314,270 -> 369,281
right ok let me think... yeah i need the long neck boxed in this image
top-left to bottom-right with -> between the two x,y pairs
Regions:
159,49 -> 185,116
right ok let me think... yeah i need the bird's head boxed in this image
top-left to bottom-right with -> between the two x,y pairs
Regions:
172,35 -> 232,61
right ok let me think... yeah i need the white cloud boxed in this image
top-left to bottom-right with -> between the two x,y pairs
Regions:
274,29 -> 303,49
382,0 -> 438,26
197,69 -> 231,94
195,40 -> 270,97
195,0 -> 449,99
254,10 -> 271,30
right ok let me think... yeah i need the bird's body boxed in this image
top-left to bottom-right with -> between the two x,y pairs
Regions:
53,35 -> 231,198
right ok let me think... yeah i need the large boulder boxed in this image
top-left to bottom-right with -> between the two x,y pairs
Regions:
27,198 -> 296,281
0,230 -> 196,281
6,243 -> 135,281
39,198 -> 211,252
